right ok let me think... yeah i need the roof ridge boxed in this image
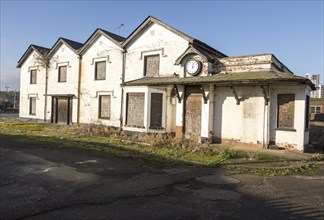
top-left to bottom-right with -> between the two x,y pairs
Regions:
98,28 -> 126,42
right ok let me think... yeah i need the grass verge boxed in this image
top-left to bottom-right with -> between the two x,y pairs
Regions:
1,118 -> 323,176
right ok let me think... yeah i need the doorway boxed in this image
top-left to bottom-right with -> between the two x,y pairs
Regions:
184,87 -> 202,141
51,96 -> 72,124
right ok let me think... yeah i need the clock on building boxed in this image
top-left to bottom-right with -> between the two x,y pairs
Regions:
185,59 -> 201,76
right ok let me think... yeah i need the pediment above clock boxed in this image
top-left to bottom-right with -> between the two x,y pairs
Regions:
175,44 -> 215,65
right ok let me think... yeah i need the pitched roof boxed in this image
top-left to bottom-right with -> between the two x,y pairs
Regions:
122,16 -> 192,47
60,38 -> 83,51
17,44 -> 50,68
122,16 -> 226,58
79,28 -> 125,55
47,37 -> 83,57
99,28 -> 125,42
123,70 -> 316,90
175,44 -> 225,65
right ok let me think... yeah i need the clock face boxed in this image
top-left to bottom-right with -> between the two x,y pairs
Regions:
185,59 -> 201,76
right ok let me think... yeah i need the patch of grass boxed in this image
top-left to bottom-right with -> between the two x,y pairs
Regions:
251,163 -> 316,176
0,118 -> 322,174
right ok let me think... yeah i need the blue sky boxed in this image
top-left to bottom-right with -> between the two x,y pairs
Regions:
1,0 -> 323,90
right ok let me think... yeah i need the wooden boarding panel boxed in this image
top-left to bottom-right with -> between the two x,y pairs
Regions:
126,93 -> 145,127
57,98 -> 68,123
150,93 -> 163,128
185,92 -> 202,140
52,97 -> 72,124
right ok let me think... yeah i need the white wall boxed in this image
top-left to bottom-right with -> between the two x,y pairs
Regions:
213,86 -> 266,144
19,51 -> 46,120
125,22 -> 189,82
80,35 -> 123,127
269,84 -> 309,151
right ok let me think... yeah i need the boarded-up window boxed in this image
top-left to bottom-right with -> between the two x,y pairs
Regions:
144,55 -> 159,77
126,93 -> 144,127
305,95 -> 310,129
150,93 -> 163,129
99,95 -> 111,119
29,97 -> 36,115
277,94 -> 295,129
58,66 -> 67,82
95,61 -> 106,80
30,69 -> 37,84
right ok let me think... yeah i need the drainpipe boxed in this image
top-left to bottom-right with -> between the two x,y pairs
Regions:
77,55 -> 82,124
44,66 -> 48,122
266,83 -> 271,148
120,50 -> 126,130
262,83 -> 271,148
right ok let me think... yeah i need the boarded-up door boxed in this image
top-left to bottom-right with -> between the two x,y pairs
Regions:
185,87 -> 202,140
52,97 -> 72,125
57,98 -> 68,123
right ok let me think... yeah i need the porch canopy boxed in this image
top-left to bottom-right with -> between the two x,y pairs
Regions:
123,70 -> 315,89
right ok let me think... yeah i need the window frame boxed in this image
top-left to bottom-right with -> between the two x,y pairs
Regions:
310,106 -> 321,114
149,93 -> 163,129
144,54 -> 160,77
277,94 -> 295,130
58,65 -> 67,83
94,61 -> 106,80
29,97 -> 36,115
125,92 -> 145,128
30,69 -> 37,84
98,95 -> 111,119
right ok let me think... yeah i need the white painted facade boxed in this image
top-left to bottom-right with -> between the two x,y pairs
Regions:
80,35 -> 124,127
19,50 -> 46,120
46,43 -> 80,123
18,16 -> 314,152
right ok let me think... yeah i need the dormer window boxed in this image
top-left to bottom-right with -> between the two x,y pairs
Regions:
144,55 -> 159,77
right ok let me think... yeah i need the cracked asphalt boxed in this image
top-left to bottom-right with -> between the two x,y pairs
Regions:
0,135 -> 323,220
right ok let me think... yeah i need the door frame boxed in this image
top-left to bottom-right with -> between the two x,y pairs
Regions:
183,86 -> 202,140
51,96 -> 73,125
